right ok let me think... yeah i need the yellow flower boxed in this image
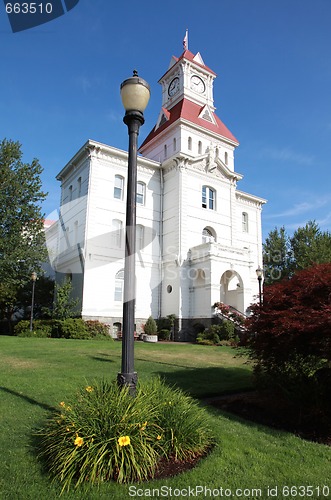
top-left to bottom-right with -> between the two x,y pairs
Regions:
74,435 -> 84,447
118,435 -> 130,447
156,435 -> 162,440
59,401 -> 66,408
85,386 -> 94,393
140,421 -> 147,431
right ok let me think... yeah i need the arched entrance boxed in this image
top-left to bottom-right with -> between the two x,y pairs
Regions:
220,270 -> 244,313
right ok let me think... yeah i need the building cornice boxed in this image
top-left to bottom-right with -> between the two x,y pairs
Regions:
56,139 -> 161,181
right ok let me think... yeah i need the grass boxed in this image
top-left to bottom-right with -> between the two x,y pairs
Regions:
1,336 -> 330,499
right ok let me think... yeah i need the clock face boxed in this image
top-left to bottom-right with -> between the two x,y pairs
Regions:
168,77 -> 180,97
190,75 -> 205,93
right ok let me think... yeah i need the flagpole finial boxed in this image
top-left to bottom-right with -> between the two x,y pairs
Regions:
183,29 -> 188,51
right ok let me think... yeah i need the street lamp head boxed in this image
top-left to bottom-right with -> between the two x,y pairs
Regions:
256,266 -> 263,280
31,272 -> 37,281
120,70 -> 150,115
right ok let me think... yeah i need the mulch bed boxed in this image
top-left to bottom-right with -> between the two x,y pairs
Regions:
205,389 -> 331,446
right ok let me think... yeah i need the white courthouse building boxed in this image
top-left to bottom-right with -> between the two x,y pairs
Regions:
50,47 -> 266,340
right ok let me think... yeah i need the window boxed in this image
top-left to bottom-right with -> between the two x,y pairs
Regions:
202,186 -> 215,210
74,221 -> 78,245
114,269 -> 124,302
173,138 -> 176,152
136,182 -> 146,205
77,177 -> 82,197
112,219 -> 122,248
198,141 -> 202,155
136,224 -> 144,251
69,185 -> 73,201
113,322 -> 122,334
164,144 -> 167,159
188,136 -> 192,151
114,175 -> 124,200
224,151 -> 228,165
242,212 -> 249,232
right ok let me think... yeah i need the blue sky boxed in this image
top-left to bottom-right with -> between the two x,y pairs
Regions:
1,0 -> 331,239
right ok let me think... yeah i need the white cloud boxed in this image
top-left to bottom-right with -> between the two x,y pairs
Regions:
260,146 -> 314,166
266,194 -> 331,219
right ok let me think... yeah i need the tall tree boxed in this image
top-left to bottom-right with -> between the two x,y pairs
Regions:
263,220 -> 331,285
0,139 -> 47,323
290,220 -> 331,272
262,226 -> 291,285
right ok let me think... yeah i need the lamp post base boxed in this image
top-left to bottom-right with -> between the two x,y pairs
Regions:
117,371 -> 138,395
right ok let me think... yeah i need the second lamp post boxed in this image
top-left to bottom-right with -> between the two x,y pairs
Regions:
117,70 -> 150,394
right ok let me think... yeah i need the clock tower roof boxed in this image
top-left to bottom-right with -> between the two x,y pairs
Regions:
160,49 -> 216,82
139,98 -> 238,153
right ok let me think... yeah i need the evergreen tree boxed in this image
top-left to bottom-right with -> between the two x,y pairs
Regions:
263,226 -> 291,284
263,220 -> 331,285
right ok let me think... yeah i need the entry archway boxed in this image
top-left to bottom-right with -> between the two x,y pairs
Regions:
220,270 -> 244,313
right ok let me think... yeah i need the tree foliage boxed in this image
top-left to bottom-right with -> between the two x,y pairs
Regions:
263,221 -> 331,285
143,316 -> 157,335
0,139 -> 48,321
247,263 -> 331,373
52,278 -> 79,320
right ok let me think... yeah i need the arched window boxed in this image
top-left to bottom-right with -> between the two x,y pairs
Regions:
136,182 -> 146,205
112,219 -> 122,248
188,136 -> 192,151
202,186 -> 215,210
202,227 -> 216,243
136,224 -> 144,251
69,185 -> 73,201
198,141 -> 202,154
113,322 -> 122,335
242,212 -> 249,232
114,175 -> 124,200
224,151 -> 228,165
114,269 -> 124,302
164,144 -> 167,159
173,138 -> 177,152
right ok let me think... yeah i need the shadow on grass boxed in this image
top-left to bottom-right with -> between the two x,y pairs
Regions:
89,354 -> 117,363
155,366 -> 253,399
0,386 -> 56,412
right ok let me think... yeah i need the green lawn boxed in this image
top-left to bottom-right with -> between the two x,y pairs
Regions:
1,337 -> 330,499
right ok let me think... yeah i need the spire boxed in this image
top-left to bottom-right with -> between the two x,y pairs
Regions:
183,29 -> 188,51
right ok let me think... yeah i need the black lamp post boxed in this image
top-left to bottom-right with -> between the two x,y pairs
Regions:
256,266 -> 263,309
117,70 -> 150,394
29,272 -> 37,331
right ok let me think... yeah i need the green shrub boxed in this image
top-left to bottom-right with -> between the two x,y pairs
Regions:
143,316 -> 157,335
14,320 -> 30,336
158,329 -> 171,341
84,320 -> 111,339
37,377 -> 214,491
196,323 -> 239,346
196,326 -> 221,345
13,318 -> 112,341
58,318 -> 90,339
14,320 -> 52,338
